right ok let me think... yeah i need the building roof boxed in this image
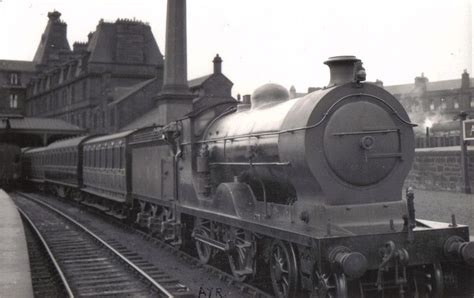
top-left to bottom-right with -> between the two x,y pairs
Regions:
188,74 -> 212,89
84,129 -> 135,145
384,78 -> 474,95
33,12 -> 71,66
87,20 -> 163,65
0,60 -> 36,72
121,105 -> 164,130
110,78 -> 157,105
0,117 -> 85,133
47,135 -> 91,149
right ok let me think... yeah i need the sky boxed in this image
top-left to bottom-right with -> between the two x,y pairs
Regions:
0,0 -> 472,96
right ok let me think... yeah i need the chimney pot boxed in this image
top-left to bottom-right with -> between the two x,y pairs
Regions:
48,11 -> 61,21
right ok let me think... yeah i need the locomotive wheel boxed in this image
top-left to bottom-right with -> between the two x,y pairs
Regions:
194,218 -> 214,264
413,263 -> 444,298
270,240 -> 298,298
328,273 -> 348,298
315,271 -> 349,298
227,227 -> 255,281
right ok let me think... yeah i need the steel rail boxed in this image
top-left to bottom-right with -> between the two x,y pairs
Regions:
17,207 -> 75,298
16,192 -> 174,298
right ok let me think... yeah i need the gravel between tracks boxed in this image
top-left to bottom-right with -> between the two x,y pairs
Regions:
29,193 -> 270,297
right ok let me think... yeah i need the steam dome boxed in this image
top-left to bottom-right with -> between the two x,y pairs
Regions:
251,83 -> 289,109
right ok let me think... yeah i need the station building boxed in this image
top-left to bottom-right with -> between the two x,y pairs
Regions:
0,11 -> 235,134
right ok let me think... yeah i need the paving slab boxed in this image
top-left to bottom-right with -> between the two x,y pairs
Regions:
0,189 -> 33,298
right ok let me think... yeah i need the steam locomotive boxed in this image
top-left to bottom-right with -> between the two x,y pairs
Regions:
22,56 -> 474,297
0,143 -> 21,190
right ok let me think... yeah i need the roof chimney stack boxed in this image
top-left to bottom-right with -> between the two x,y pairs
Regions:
154,0 -> 194,124
213,54 -> 222,74
161,0 -> 192,95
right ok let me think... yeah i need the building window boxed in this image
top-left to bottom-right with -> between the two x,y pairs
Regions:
9,94 -> 18,108
471,99 -> 474,108
71,84 -> 75,102
440,101 -> 447,110
82,112 -> 86,127
110,110 -> 115,127
10,73 -> 18,85
429,101 -> 435,111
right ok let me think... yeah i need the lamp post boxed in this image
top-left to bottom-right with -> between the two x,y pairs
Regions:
424,118 -> 432,148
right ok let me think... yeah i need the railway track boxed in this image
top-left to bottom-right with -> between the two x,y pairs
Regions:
22,217 -> 67,297
17,191 -> 274,297
13,192 -> 190,297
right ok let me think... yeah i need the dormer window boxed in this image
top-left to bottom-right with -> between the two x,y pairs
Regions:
10,73 -> 18,85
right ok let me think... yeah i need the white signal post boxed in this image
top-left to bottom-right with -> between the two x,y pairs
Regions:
460,113 -> 471,194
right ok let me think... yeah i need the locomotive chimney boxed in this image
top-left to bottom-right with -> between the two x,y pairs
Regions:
324,56 -> 365,87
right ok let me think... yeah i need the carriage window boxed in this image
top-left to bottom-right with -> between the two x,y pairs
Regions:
93,150 -> 96,166
101,148 -> 106,168
96,148 -> 100,168
105,147 -> 109,168
120,146 -> 125,169
114,147 -> 119,168
110,147 -> 115,169
87,148 -> 90,166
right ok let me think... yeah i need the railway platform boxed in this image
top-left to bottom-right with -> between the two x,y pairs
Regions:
0,189 -> 33,297
413,188 -> 474,240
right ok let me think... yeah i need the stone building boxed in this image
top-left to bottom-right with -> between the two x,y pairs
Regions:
384,71 -> 474,123
1,8 -> 235,134
0,60 -> 36,115
124,54 -> 235,130
22,11 -> 164,133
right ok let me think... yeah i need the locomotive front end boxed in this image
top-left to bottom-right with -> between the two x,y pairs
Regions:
192,56 -> 474,297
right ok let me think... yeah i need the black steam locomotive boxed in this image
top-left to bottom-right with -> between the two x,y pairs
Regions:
22,56 -> 474,297
0,143 -> 21,189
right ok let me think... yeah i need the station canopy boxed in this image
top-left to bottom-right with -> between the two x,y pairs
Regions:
0,115 -> 86,147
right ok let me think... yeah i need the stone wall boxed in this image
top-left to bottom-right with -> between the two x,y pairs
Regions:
404,146 -> 474,192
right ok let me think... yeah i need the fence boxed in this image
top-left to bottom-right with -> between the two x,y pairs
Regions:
415,135 -> 461,148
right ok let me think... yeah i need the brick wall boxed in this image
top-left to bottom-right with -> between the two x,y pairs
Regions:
404,147 -> 474,192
